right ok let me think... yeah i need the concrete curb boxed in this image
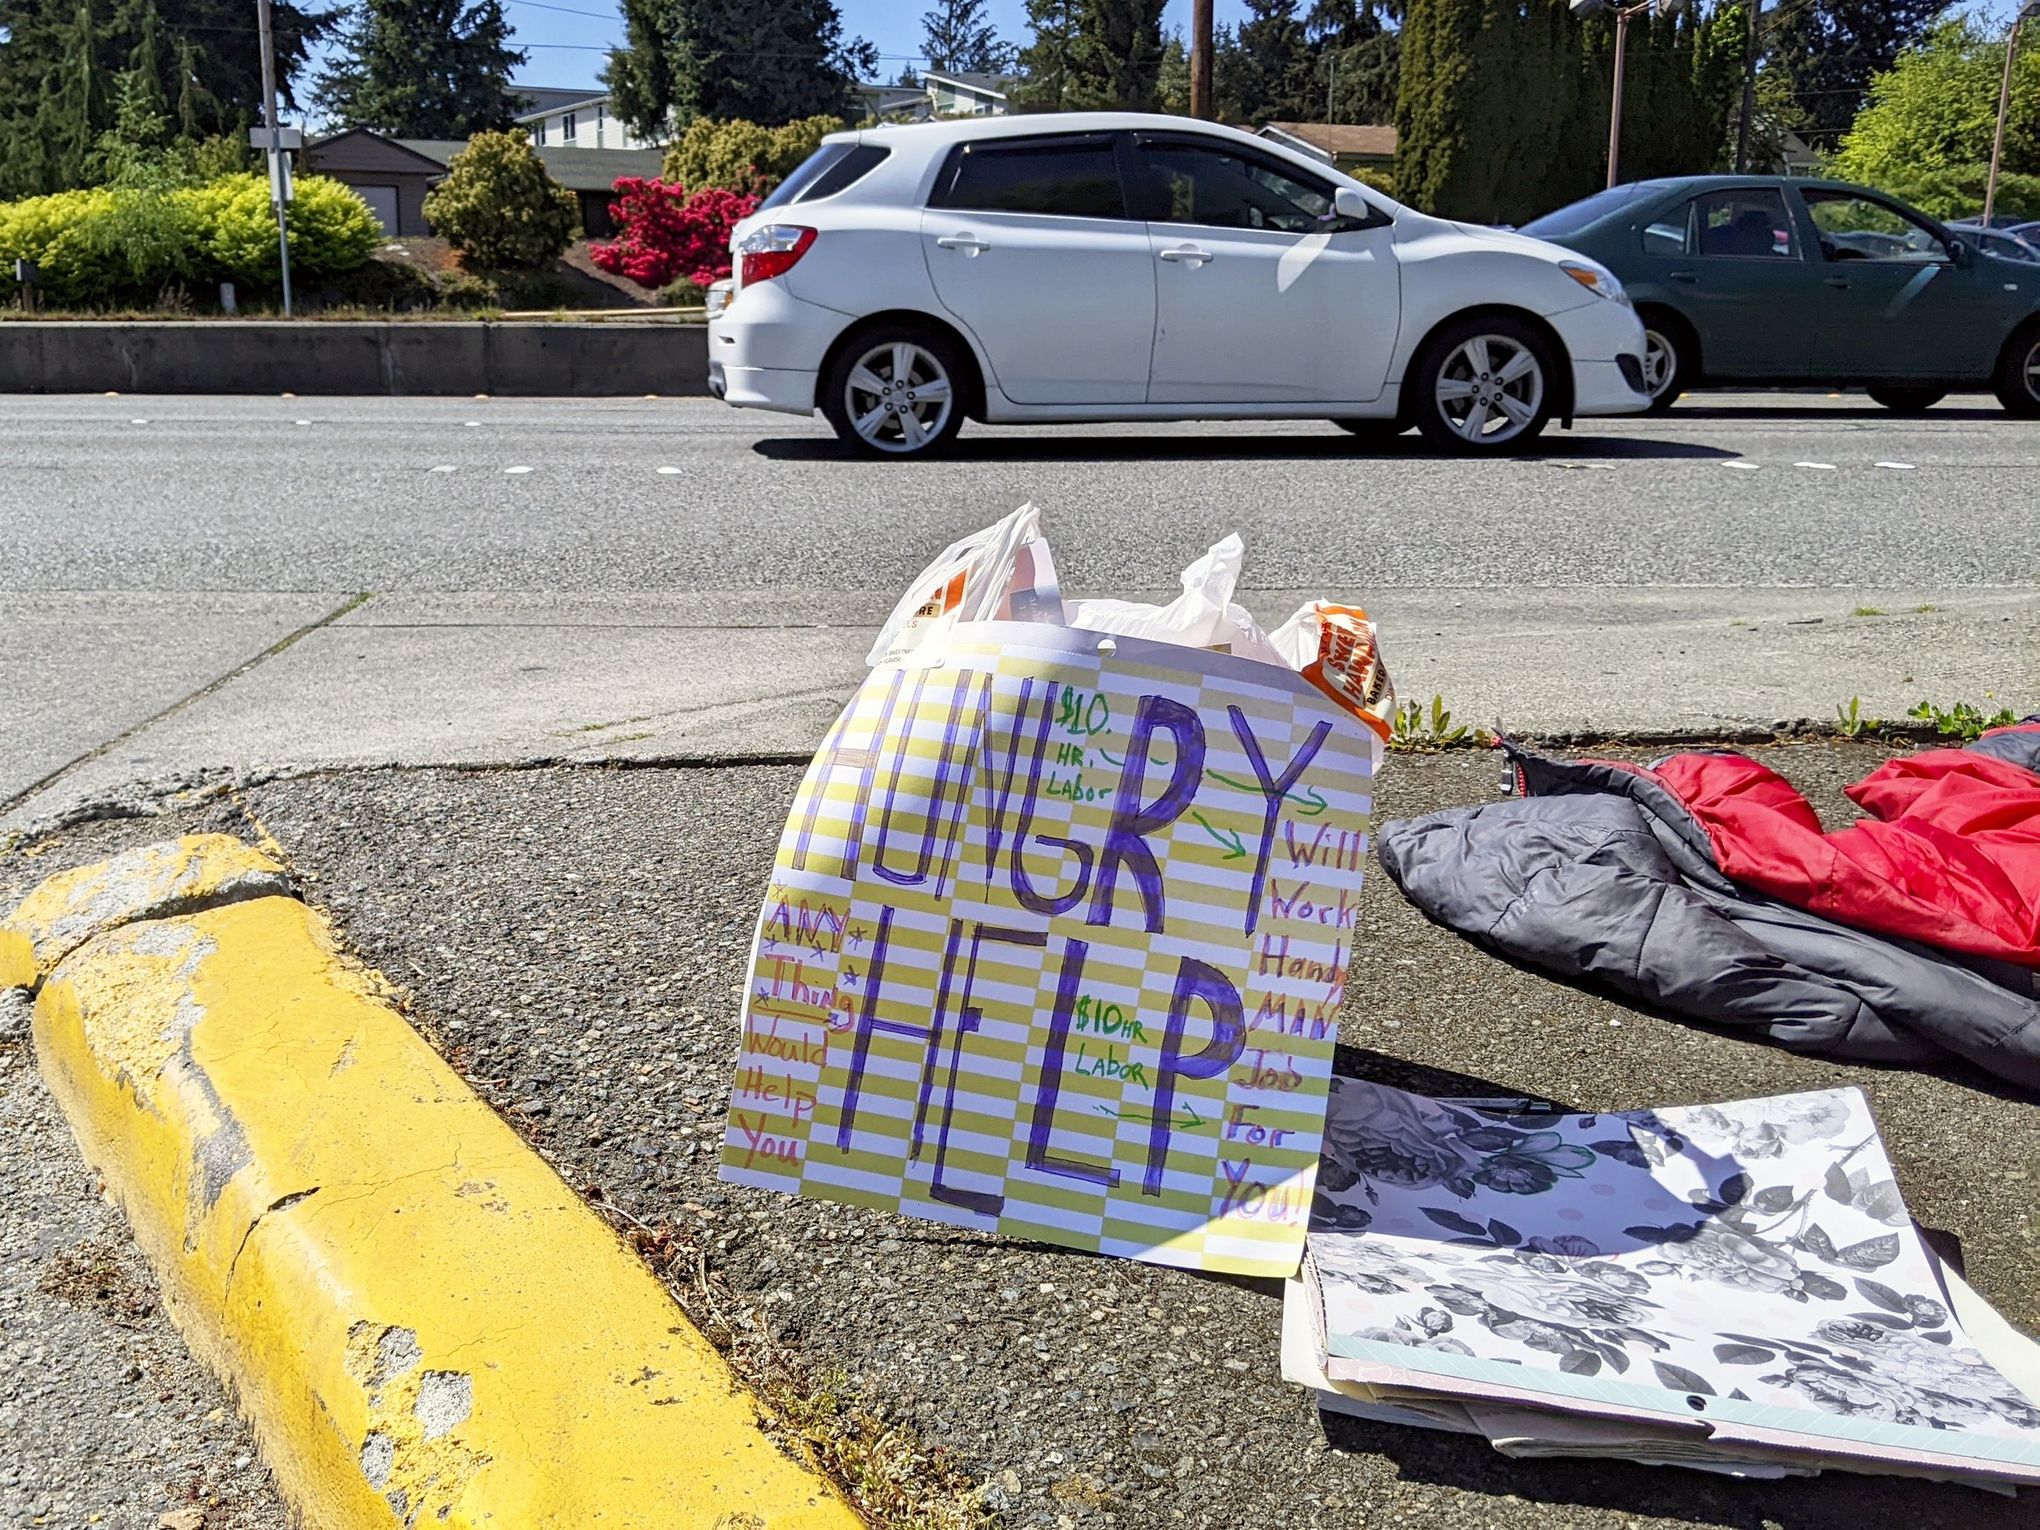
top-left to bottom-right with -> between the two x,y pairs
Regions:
7,840 -> 863,1528
0,321 -> 711,396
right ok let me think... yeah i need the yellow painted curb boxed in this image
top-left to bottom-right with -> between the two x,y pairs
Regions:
34,893 -> 864,1528
1,833 -> 291,990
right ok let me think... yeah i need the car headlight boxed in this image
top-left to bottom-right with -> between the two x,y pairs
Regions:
1559,259 -> 1630,306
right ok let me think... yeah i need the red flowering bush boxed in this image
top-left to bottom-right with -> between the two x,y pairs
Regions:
588,179 -> 758,290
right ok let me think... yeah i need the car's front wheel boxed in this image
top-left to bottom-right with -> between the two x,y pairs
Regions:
1412,315 -> 1557,453
821,326 -> 966,458
1993,326 -> 2040,418
1867,385 -> 1946,414
1638,315 -> 1691,414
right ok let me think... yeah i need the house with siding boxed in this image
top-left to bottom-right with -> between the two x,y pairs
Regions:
1256,121 -> 1398,178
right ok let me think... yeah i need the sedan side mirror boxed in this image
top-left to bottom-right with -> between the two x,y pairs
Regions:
1948,237 -> 1971,266
1333,186 -> 1384,226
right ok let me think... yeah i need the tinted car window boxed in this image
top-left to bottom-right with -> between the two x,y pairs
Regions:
929,137 -> 1125,219
1690,189 -> 1797,258
1520,183 -> 1657,238
1138,141 -> 1353,234
1805,191 -> 1950,262
760,144 -> 849,210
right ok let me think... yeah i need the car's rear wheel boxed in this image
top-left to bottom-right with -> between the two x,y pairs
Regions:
821,326 -> 966,457
1638,313 -> 1691,413
1866,385 -> 1947,414
1412,315 -> 1557,453
1993,326 -> 2040,418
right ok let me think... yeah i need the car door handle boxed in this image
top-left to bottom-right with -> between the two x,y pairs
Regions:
1157,246 -> 1215,265
1824,276 -> 1851,289
1667,270 -> 1698,283
935,234 -> 989,254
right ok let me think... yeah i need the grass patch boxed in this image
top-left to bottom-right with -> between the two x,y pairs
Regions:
1851,606 -> 1887,617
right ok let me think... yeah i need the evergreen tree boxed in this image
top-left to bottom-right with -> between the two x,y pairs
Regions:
605,0 -> 873,137
0,0 -> 333,197
1231,0 -> 1314,125
922,0 -> 1012,75
313,0 -> 524,137
1308,0 -> 1399,124
1012,0 -> 1080,109
1765,0 -> 1949,149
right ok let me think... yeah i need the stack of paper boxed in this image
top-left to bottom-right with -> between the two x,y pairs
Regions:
1287,1079 -> 2040,1491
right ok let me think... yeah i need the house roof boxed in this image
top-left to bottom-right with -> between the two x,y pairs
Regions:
922,70 -> 1015,98
387,138 -> 665,191
1259,121 -> 1398,160
305,127 -> 455,174
513,86 -> 608,118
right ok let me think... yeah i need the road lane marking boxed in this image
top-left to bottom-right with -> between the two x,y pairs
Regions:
1723,460 -> 1761,470
1876,461 -> 1916,470
656,466 -> 683,475
505,465 -> 533,475
430,465 -> 457,473
1793,461 -> 1837,470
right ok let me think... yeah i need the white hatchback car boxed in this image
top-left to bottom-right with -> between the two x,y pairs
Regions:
707,113 -> 1650,455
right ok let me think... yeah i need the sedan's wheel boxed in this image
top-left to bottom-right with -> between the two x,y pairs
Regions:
1640,324 -> 1685,413
1866,385 -> 1946,414
822,330 -> 964,457
1993,328 -> 2040,418
1414,317 -> 1555,452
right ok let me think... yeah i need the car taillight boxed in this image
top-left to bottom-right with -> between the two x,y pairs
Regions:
738,224 -> 816,285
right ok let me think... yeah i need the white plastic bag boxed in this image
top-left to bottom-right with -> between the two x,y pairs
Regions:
865,501 -> 1063,667
1067,533 -> 1287,666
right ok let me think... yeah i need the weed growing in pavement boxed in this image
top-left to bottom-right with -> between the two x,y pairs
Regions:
1907,698 -> 2018,742
1389,695 -> 1481,752
1835,696 -> 1873,738
1851,606 -> 1887,617
592,1200 -> 992,1529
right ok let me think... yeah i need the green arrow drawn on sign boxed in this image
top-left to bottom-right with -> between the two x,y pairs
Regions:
1204,769 -> 1329,818
1092,1101 -> 1209,1132
1191,811 -> 1246,859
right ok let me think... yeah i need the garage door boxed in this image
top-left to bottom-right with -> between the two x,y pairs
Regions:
357,184 -> 400,235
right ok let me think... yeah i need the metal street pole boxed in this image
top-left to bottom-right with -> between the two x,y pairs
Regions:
1606,6 -> 1631,189
1983,7 -> 2034,225
255,0 -> 293,316
1189,0 -> 1213,118
1734,0 -> 1761,173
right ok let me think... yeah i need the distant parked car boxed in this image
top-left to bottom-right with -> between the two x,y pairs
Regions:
1523,176 -> 2040,416
707,113 -> 1649,456
1949,221 -> 2040,265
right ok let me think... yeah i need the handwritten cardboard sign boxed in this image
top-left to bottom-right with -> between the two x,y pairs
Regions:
720,622 -> 1378,1276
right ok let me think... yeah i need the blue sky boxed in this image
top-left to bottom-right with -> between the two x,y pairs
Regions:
377,1 -> 1258,98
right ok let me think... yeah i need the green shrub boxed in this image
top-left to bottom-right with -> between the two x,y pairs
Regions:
1860,164 -> 2040,224
660,115 -> 846,193
432,270 -> 502,309
0,185 -> 197,304
177,173 -> 382,285
423,132 -> 577,271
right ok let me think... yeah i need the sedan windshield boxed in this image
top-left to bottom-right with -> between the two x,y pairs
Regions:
1522,183 -> 1660,237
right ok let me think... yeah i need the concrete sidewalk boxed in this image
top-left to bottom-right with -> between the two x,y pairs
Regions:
4,585 -> 2033,832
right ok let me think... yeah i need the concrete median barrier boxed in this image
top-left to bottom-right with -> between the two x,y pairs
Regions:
0,321 -> 711,397
6,838 -> 860,1528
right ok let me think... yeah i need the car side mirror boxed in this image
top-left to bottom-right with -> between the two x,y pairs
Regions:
1333,186 -> 1383,227
1948,237 -> 1970,266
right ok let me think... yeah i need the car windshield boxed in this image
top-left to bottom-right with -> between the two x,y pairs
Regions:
1521,183 -> 1659,237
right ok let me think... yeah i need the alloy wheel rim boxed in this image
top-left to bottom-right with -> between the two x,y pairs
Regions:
846,341 -> 953,453
1642,329 -> 1676,398
1435,335 -> 1544,444
2025,339 -> 2040,402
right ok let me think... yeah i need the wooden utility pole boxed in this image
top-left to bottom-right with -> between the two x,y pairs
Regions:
1734,0 -> 1761,174
1190,0 -> 1213,118
255,0 -> 293,316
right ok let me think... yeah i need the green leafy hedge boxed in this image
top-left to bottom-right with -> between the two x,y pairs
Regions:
0,172 -> 381,306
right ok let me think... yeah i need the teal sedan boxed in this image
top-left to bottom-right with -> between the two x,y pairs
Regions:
1521,175 -> 2040,416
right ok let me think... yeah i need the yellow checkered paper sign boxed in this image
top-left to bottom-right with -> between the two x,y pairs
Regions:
720,622 -> 1379,1277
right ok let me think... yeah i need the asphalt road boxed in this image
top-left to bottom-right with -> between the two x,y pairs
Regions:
6,745 -> 2036,1529
2,392 -> 2034,829
2,392 -> 2035,592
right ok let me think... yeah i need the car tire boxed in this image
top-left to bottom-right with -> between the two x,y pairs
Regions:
1411,314 -> 1558,453
1333,417 -> 1408,443
1637,312 -> 1692,414
1993,326 -> 2040,418
1866,385 -> 1947,414
821,324 -> 968,458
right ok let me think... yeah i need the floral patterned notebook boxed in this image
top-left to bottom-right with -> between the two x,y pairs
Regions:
1304,1080 -> 2040,1487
